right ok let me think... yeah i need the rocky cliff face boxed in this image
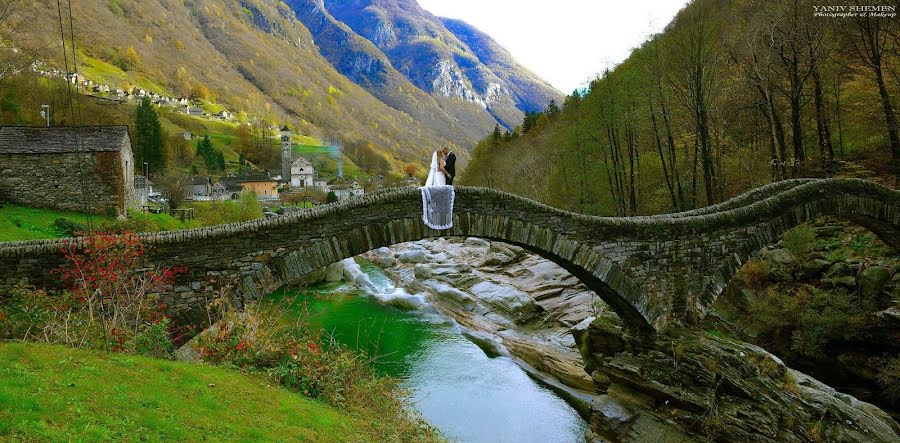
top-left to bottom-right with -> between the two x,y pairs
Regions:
574,315 -> 900,442
289,0 -> 563,131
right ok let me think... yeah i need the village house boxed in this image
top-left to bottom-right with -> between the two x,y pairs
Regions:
327,179 -> 364,201
0,126 -> 136,216
134,175 -> 156,206
185,176 -> 212,200
221,173 -> 279,201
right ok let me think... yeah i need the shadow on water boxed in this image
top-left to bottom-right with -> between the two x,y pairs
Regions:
269,262 -> 588,443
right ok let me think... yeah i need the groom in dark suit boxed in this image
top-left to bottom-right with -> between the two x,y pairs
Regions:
443,150 -> 456,185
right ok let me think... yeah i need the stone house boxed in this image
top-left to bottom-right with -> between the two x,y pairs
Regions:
186,176 -> 212,200
0,126 -> 136,216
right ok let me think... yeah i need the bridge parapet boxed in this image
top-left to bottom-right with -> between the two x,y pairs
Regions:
0,179 -> 896,335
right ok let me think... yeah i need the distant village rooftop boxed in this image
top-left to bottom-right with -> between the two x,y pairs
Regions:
0,126 -> 131,154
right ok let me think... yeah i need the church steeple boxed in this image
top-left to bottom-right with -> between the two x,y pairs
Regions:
280,126 -> 292,183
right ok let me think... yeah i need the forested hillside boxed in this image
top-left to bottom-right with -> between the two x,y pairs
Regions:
462,0 -> 900,215
0,0 -> 563,176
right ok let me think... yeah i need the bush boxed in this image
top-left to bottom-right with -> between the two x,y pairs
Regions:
735,259 -> 768,290
189,192 -> 263,226
781,224 -> 816,261
53,217 -> 87,236
0,232 -> 180,355
130,318 -> 174,359
190,296 -> 438,441
877,357 -> 900,402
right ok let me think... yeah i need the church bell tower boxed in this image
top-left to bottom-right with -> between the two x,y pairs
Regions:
280,126 -> 292,183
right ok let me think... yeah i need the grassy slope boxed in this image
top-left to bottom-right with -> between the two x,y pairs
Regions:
0,205 -> 200,242
0,342 -> 365,442
0,205 -> 112,242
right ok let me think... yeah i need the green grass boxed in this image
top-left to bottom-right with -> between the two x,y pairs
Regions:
0,342 -> 368,442
0,205 -> 200,242
0,205 -> 112,242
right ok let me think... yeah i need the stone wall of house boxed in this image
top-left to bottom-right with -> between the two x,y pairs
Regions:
0,151 -> 129,216
0,179 -> 896,336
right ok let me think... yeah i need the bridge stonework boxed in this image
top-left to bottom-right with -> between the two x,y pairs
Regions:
0,179 -> 897,335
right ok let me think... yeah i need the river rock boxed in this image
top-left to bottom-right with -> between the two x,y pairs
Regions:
827,261 -> 854,278
340,258 -> 379,293
376,290 -> 428,310
799,258 -> 831,279
396,250 -> 429,264
414,263 -> 431,279
324,262 -> 345,282
768,248 -> 796,265
424,280 -> 476,310
370,247 -> 396,268
859,266 -> 891,299
574,315 -> 900,442
462,329 -> 504,357
464,237 -> 491,248
469,281 -> 536,320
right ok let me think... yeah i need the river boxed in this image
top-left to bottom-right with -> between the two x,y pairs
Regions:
273,261 -> 587,443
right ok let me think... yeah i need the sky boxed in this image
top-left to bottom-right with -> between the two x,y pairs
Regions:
417,0 -> 691,93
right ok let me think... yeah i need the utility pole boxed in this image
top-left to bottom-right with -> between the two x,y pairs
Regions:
40,105 -> 50,126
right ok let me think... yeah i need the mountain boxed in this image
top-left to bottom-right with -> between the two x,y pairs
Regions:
7,0 -> 560,174
290,0 -> 563,130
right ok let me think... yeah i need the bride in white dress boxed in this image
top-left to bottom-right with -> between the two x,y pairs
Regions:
424,148 -> 447,187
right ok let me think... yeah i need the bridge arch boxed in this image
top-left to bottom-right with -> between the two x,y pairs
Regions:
0,179 -> 896,336
699,183 -> 898,314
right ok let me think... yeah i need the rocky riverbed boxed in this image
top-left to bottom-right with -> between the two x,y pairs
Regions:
305,236 -> 899,441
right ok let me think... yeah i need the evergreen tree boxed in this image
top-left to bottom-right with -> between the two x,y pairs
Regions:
545,100 -> 560,117
491,124 -> 502,144
134,97 -> 164,175
195,135 -> 223,172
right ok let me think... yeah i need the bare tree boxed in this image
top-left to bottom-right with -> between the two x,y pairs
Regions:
0,0 -> 41,83
157,169 -> 191,210
667,3 -> 723,205
848,6 -> 900,184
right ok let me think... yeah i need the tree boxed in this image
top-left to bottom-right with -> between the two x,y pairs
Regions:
134,97 -> 164,175
0,0 -> 39,84
667,2 -> 723,205
326,191 -> 338,203
403,163 -> 417,177
157,169 -> 190,210
545,100 -> 560,117
195,135 -> 224,173
123,46 -> 141,71
849,10 -> 900,183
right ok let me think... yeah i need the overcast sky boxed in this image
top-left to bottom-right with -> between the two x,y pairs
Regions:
417,0 -> 690,93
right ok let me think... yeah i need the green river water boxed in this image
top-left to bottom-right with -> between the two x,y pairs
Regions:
273,262 -> 587,443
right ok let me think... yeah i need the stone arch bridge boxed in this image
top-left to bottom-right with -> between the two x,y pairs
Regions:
0,179 -> 896,336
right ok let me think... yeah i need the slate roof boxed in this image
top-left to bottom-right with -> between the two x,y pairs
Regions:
0,126 -> 131,154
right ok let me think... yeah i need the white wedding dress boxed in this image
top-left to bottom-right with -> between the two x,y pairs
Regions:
424,151 -> 446,187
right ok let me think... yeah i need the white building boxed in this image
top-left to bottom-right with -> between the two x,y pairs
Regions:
290,157 -> 316,188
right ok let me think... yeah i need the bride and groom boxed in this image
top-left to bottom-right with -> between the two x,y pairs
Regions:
420,148 -> 456,230
424,148 -> 456,187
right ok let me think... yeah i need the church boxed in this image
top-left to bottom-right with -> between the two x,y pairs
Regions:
290,156 -> 315,188
280,126 -> 322,189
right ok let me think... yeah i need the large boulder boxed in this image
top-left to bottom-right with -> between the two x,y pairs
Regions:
370,247 -> 396,268
768,248 -> 797,266
469,281 -> 536,320
324,262 -> 345,282
859,266 -> 891,299
799,258 -> 832,279
396,249 -> 429,264
423,280 -> 476,310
